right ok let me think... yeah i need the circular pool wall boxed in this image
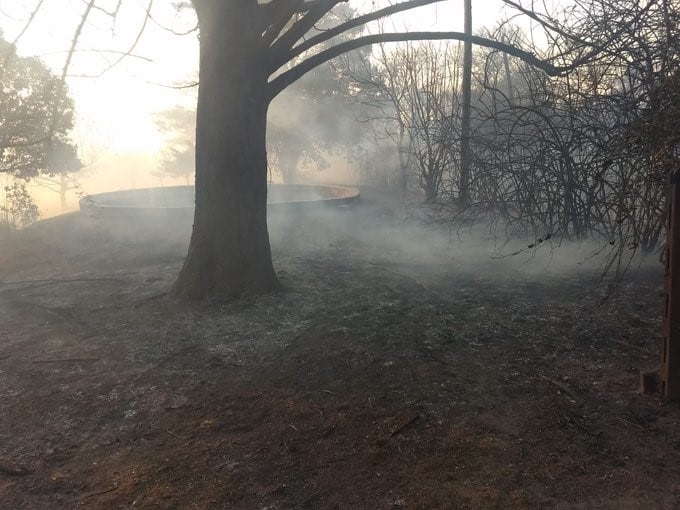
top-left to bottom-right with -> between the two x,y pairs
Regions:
79,184 -> 360,220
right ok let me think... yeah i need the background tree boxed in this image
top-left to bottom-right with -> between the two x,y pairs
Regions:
348,41 -> 462,204
450,0 -> 680,269
0,181 -> 39,232
154,26 -> 371,188
154,106 -> 196,185
268,3 -> 371,184
0,33 -> 81,228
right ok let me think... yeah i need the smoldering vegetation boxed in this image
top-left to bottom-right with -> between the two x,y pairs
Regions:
5,183 -> 657,295
9,0 -> 674,285
1,182 -> 673,510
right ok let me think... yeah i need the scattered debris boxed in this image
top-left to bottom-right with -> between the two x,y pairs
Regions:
540,374 -> 580,404
390,413 -> 422,437
0,461 -> 30,477
80,486 -> 118,499
0,205 -> 674,508
31,357 -> 99,364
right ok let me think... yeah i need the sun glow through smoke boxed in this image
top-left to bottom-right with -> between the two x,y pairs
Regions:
2,0 -> 510,218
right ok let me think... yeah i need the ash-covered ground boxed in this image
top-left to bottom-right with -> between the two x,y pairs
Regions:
0,188 -> 678,509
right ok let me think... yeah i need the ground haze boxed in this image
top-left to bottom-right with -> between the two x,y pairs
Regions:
0,190 -> 677,509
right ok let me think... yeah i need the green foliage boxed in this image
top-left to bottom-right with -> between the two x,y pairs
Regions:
0,36 -> 81,180
1,181 -> 39,231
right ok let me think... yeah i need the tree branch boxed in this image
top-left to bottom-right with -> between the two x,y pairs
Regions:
268,31 -> 570,99
277,0 -> 446,69
269,0 -> 344,61
68,0 -> 155,79
11,0 -> 46,46
260,0 -> 305,48
502,0 -> 659,62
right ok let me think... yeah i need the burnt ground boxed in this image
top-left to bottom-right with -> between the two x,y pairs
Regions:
0,190 -> 679,509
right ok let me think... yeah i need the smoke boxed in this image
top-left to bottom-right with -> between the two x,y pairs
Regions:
267,187 -> 658,287
2,179 -> 659,308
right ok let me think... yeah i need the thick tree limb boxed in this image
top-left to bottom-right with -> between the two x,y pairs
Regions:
277,0 -> 446,68
268,31 -> 571,98
269,0 -> 344,61
260,0 -> 305,47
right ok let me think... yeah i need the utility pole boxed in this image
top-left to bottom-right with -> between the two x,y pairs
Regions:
459,0 -> 472,208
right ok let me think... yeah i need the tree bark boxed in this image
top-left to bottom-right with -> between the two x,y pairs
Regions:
174,0 -> 279,300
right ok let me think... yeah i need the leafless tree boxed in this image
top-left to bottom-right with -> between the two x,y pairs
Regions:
452,0 -> 679,272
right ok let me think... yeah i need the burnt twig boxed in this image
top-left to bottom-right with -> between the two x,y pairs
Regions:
0,461 -> 30,476
32,357 -> 99,364
390,413 -> 422,437
81,486 -> 118,499
540,375 -> 580,403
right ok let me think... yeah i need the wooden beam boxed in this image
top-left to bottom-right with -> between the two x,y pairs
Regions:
662,169 -> 680,400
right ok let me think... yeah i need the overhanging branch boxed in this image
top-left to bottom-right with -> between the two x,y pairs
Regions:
501,0 -> 659,61
276,0 -> 445,69
260,0 -> 304,47
269,0 -> 344,60
268,31 -> 573,99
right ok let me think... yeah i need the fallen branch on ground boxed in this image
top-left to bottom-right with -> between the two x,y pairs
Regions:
80,486 -> 118,499
390,413 -> 422,437
32,357 -> 99,364
0,277 -> 125,289
540,374 -> 580,403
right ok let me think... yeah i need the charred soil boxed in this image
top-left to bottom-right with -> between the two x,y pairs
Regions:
0,194 -> 678,509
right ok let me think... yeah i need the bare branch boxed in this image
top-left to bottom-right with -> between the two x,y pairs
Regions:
148,11 -> 198,36
87,0 -> 155,78
269,31 -> 566,99
58,0 -> 97,84
144,79 -> 198,89
11,0 -> 46,46
502,0 -> 660,61
44,0 -> 97,143
90,0 -> 123,18
277,0 -> 446,69
269,0 -> 344,59
260,0 -> 304,47
38,49 -> 153,63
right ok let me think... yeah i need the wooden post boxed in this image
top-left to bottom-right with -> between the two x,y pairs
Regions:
662,169 -> 680,400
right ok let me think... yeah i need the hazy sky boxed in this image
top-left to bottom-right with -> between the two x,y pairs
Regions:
0,0 -> 519,215
2,1 -> 514,150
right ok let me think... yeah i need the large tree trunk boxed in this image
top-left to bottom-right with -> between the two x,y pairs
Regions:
174,0 -> 279,300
